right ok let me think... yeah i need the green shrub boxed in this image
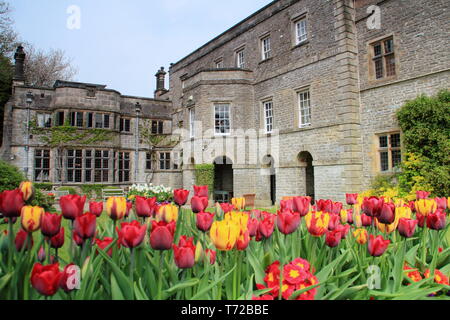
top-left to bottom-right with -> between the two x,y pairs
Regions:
194,164 -> 214,197
34,183 -> 53,191
57,186 -> 78,195
28,189 -> 56,212
0,160 -> 25,193
80,184 -> 103,199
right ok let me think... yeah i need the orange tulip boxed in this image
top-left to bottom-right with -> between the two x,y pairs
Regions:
231,198 -> 245,211
353,229 -> 368,245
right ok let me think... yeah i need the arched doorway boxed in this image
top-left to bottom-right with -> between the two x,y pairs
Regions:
213,156 -> 233,203
262,155 -> 276,206
298,152 -> 315,202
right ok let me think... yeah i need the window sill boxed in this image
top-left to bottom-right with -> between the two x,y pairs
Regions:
292,40 -> 309,50
258,57 -> 273,65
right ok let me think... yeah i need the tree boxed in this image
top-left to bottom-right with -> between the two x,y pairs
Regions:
0,1 -> 18,57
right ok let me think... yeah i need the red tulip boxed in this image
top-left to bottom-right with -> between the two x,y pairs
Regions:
435,197 -> 447,211
362,197 -> 384,217
37,246 -> 46,262
89,201 -> 103,217
258,212 -> 276,239
59,263 -> 79,293
50,227 -> 65,249
361,213 -> 373,227
280,199 -> 294,211
30,263 -> 62,296
150,220 -> 176,250
73,232 -> 84,247
426,210 -> 447,231
205,249 -> 216,265
346,209 -> 354,224
193,185 -> 209,198
0,189 -> 24,218
220,202 -> 235,214
325,230 -> 342,248
346,193 -> 358,205
416,212 -> 426,228
292,196 -> 310,217
95,237 -> 114,256
236,230 -> 251,251
73,212 -> 97,240
327,214 -> 340,231
135,196 -> 156,218
196,211 -> 215,232
316,199 -> 333,213
398,218 -> 418,238
59,194 -> 86,220
331,202 -> 343,215
15,229 -> 33,251
335,224 -> 350,239
378,202 -> 396,225
248,218 -> 258,237
117,220 -> 147,248
41,212 -> 62,238
191,196 -> 208,213
126,201 -> 133,218
368,235 -> 390,257
172,236 -> 196,269
416,191 -> 430,200
276,209 -> 301,235
174,189 -> 190,206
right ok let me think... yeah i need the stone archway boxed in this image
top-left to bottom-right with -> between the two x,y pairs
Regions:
298,151 -> 315,202
213,156 -> 233,202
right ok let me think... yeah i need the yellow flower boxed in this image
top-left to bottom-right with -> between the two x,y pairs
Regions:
375,218 -> 398,234
128,195 -> 136,201
19,181 -> 34,201
305,211 -> 330,236
340,210 -> 348,224
231,198 -> 246,211
396,206 -> 412,220
158,204 -> 179,223
353,228 -> 368,245
106,197 -> 127,221
209,220 -> 240,251
194,241 -> 203,263
225,211 -> 249,232
415,199 -> 437,217
21,206 -> 44,232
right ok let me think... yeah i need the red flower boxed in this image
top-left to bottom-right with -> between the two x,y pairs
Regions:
50,227 -> 65,249
41,212 -> 62,238
426,209 -> 447,230
30,263 -> 62,296
205,249 -> 216,265
327,213 -> 340,231
283,264 -> 307,285
247,218 -> 258,237
346,193 -> 358,205
258,212 -> 276,239
59,263 -> 78,293
193,185 -> 209,198
150,221 -> 176,250
117,220 -> 146,249
292,196 -> 310,217
361,214 -> 373,227
362,197 -> 384,218
416,191 -> 430,200
404,264 -> 422,283
37,246 -> 46,262
172,236 -> 196,269
316,199 -> 333,213
276,209 -> 301,235
126,201 -> 133,218
335,224 -> 350,239
220,202 -> 235,214
174,189 -> 190,206
416,212 -> 426,228
135,196 -> 156,218
435,197 -> 447,211
15,229 -> 33,251
89,201 -> 103,217
331,202 -> 343,215
252,295 -> 274,300
73,212 -> 97,240
236,230 -> 250,251
59,194 -> 86,221
424,269 -> 449,285
325,230 -> 342,248
280,199 -> 294,211
291,258 -> 311,272
264,261 -> 280,288
73,232 -> 84,247
0,189 -> 24,218
95,237 -> 114,256
398,218 -> 418,238
368,235 -> 390,257
378,202 -> 396,225
196,211 -> 214,232
191,196 -> 209,213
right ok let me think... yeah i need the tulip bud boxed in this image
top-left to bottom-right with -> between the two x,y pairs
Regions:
194,241 -> 204,263
368,235 -> 390,257
0,189 -> 24,218
398,218 -> 418,238
37,246 -> 46,262
106,197 -> 127,221
89,201 -> 103,217
60,194 -> 86,221
193,185 -> 209,198
173,189 -> 190,206
325,230 -> 342,248
19,181 -> 34,201
50,227 -> 65,249
353,228 -> 368,245
173,236 -> 196,269
31,263 -> 62,296
21,206 -> 44,233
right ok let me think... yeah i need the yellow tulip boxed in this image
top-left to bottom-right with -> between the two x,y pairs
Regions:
353,228 -> 368,245
225,211 -> 249,232
106,197 -> 127,221
194,241 -> 203,263
21,206 -> 44,232
415,199 -> 437,217
209,220 -> 240,251
305,211 -> 330,236
375,218 -> 398,234
231,198 -> 246,211
340,210 -> 348,224
19,181 -> 34,201
396,206 -> 412,220
158,204 -> 179,223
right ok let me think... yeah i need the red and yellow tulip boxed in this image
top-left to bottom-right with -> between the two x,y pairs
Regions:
21,206 -> 44,233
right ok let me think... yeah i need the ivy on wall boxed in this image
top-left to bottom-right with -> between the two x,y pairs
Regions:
194,164 -> 215,197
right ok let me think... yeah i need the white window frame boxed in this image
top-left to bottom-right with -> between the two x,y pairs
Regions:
214,104 -> 231,136
298,90 -> 311,127
236,49 -> 245,68
295,18 -> 308,45
189,108 -> 195,139
261,36 -> 271,60
37,113 -> 52,128
263,101 -> 274,134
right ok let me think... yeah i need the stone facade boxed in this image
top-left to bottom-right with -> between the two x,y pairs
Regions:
1,0 -> 449,204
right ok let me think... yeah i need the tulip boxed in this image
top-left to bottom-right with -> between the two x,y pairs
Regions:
225,211 -> 249,231
375,218 -> 397,234
210,220 -> 240,251
231,198 -> 246,211
60,194 -> 86,221
59,263 -> 78,293
106,196 -> 127,221
340,210 -> 348,224
73,212 -> 97,240
292,196 -> 310,217
331,202 -> 343,215
73,231 -> 84,247
362,197 -> 384,217
378,202 -> 396,225
220,202 -> 235,214
415,199 -> 437,217
95,237 -> 114,256
0,189 -> 24,218
196,211 -> 215,232
327,214 -> 340,231
435,197 -> 447,211
236,230 -> 250,251
21,206 -> 44,233
426,210 -> 447,231
305,211 -> 330,237
30,263 -> 62,296
205,249 -> 216,265
15,229 -> 33,251
19,181 -> 34,201
50,227 -> 65,249
125,201 -> 133,218
346,193 -> 358,205
316,199 -> 333,213
361,213 -> 373,227
353,228 -> 368,245
89,201 -> 103,217
258,212 -> 276,239
150,221 -> 176,250
325,230 -> 342,248
276,209 -> 301,235
193,185 -> 209,198
174,189 -> 190,206
335,224 -> 350,239
41,212 -> 62,238
191,196 -> 209,213
416,212 -> 426,228
247,218 -> 258,237
117,220 -> 146,248
368,235 -> 390,257
173,236 -> 196,269
135,196 -> 156,218
37,246 -> 46,262
158,203 -> 178,223
416,191 -> 430,200
280,199 -> 294,211
398,218 -> 418,238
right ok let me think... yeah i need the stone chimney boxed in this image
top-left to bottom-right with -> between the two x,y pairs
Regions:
13,45 -> 26,86
154,67 -> 167,98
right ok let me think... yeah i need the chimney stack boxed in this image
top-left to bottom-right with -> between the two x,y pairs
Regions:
13,45 -> 26,85
154,67 -> 167,98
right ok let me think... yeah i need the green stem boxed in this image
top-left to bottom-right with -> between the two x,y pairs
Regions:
157,251 -> 164,300
421,223 -> 428,264
7,220 -> 14,270
129,248 -> 135,286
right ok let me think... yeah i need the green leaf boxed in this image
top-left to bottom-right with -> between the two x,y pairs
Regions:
247,248 -> 265,285
190,265 -> 236,300
111,274 -> 125,300
0,273 -> 12,291
165,278 -> 200,294
288,282 -> 321,300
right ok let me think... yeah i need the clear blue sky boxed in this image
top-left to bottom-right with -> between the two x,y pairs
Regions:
8,0 -> 272,97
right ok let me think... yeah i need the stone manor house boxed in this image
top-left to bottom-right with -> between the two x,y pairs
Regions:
1,0 -> 449,206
